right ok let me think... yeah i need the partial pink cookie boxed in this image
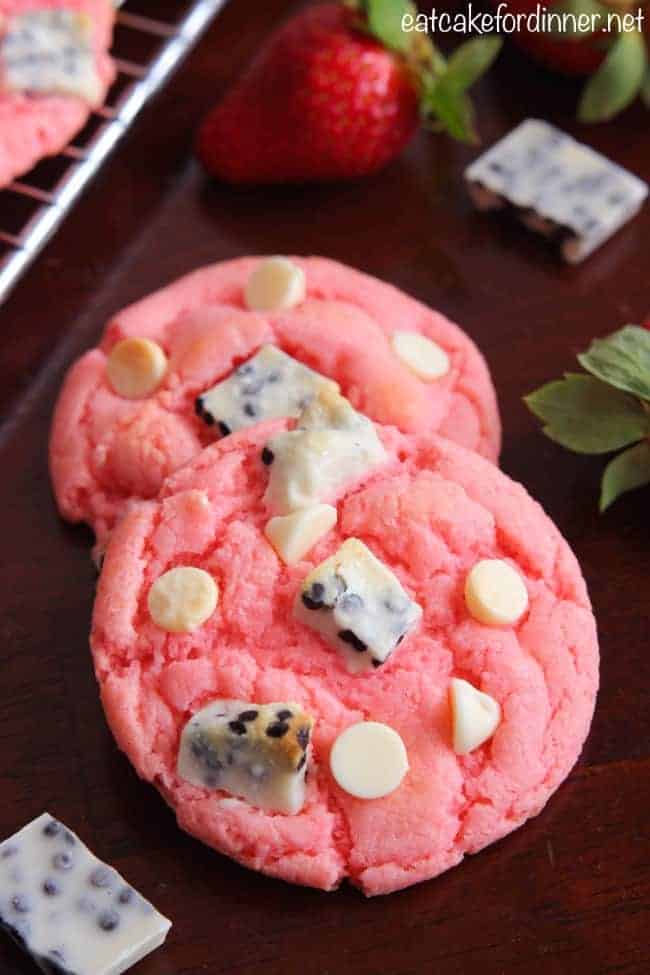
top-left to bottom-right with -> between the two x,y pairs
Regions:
50,256 -> 501,544
91,424 -> 598,896
0,0 -> 115,188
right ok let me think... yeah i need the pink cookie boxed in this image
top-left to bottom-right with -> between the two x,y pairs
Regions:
91,422 -> 598,896
0,0 -> 115,189
50,257 -> 501,545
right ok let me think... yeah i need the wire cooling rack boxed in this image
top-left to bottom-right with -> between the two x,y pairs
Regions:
0,0 -> 227,306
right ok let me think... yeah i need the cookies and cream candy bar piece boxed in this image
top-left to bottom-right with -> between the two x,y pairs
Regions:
0,813 -> 171,975
177,700 -> 314,815
464,118 -> 648,263
195,345 -> 338,435
0,10 -> 104,105
263,389 -> 387,514
295,538 -> 422,673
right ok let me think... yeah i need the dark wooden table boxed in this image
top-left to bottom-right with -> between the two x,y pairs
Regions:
1,2 -> 649,973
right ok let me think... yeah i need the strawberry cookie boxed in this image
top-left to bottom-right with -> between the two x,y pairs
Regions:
0,0 -> 115,188
50,256 -> 501,545
91,395 -> 598,896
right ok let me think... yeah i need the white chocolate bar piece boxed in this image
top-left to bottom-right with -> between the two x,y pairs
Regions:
465,119 -> 648,263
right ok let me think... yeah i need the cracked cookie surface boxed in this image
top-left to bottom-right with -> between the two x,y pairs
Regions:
51,256 -> 501,544
91,424 -> 598,896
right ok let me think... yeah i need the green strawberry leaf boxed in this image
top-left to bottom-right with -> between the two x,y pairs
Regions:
424,82 -> 478,144
642,64 -> 650,109
578,325 -> 650,401
420,37 -> 501,144
524,373 -> 650,454
600,440 -> 650,511
445,36 -> 503,91
364,0 -> 415,53
578,30 -> 647,123
547,0 -> 607,38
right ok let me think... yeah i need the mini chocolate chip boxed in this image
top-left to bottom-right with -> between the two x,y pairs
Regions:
396,633 -> 405,645
218,421 -> 231,436
194,397 -> 204,418
90,866 -> 112,888
243,402 -> 256,417
276,709 -> 293,721
266,721 -> 289,738
236,363 -> 254,376
98,909 -> 120,932
302,581 -> 326,610
372,658 -> 382,668
338,629 -> 367,652
229,720 -> 247,736
12,894 -> 30,913
238,710 -> 259,722
1,844 -> 17,858
296,726 -> 310,750
261,447 -> 274,466
118,886 -> 134,905
297,754 -> 307,771
266,371 -> 280,383
52,852 -> 73,871
43,820 -> 61,838
43,878 -> 60,896
63,831 -> 76,847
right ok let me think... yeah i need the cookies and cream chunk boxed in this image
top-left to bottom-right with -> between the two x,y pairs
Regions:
265,504 -> 337,565
263,390 -> 386,514
148,567 -> 218,633
465,559 -> 528,626
449,678 -> 501,755
106,338 -> 168,400
195,345 -> 338,436
0,814 -> 171,975
294,538 -> 422,673
1,10 -> 103,104
244,257 -> 306,311
391,332 -> 450,381
330,721 -> 408,799
464,119 -> 648,263
177,700 -> 314,815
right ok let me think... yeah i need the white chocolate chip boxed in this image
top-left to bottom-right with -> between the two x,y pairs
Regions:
265,504 -> 337,565
330,721 -> 408,799
391,331 -> 450,382
464,559 -> 528,626
244,257 -> 306,312
449,678 -> 501,755
148,567 -> 218,633
106,337 -> 168,399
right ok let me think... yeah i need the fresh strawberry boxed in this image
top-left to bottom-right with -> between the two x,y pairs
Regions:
196,1 -> 501,185
495,0 -> 649,121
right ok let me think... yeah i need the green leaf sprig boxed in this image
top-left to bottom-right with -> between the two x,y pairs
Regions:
525,325 -> 650,512
546,0 -> 649,123
346,0 -> 502,144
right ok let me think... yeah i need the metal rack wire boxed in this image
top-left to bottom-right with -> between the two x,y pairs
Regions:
0,0 -> 227,306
